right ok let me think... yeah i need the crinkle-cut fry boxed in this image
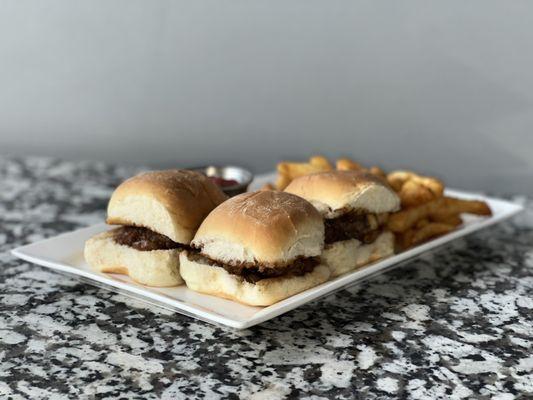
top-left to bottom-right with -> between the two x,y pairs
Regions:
443,196 -> 492,216
259,183 -> 276,191
309,155 -> 333,170
387,198 -> 444,233
411,223 -> 456,245
336,158 -> 363,171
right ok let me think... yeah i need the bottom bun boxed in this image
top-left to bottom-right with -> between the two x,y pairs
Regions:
179,252 -> 330,306
322,231 -> 394,277
84,229 -> 184,287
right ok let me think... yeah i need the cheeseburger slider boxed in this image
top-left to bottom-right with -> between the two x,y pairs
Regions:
285,170 -> 400,277
84,170 -> 227,286
179,191 -> 330,306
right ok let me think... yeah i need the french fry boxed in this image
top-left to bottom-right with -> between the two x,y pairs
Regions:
387,198 -> 444,233
411,223 -> 456,245
427,196 -> 490,226
387,170 -> 444,207
309,155 -> 333,170
401,179 -> 443,207
336,158 -> 363,171
416,218 -> 430,229
368,166 -> 386,179
430,212 -> 463,226
429,203 -> 456,222
278,161 -> 328,178
429,202 -> 463,223
276,163 -> 301,180
275,173 -> 292,190
442,214 -> 463,226
396,229 -> 415,250
275,155 -> 332,189
387,171 -> 409,192
443,196 -> 492,216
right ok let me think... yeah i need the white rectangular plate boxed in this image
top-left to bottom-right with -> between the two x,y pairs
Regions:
11,173 -> 523,329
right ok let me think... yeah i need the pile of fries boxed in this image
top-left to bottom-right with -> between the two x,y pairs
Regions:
387,188 -> 491,250
262,155 -> 492,250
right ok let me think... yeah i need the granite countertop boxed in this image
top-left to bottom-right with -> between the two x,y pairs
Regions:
0,156 -> 532,399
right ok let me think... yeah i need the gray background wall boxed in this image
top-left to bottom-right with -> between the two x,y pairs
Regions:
1,1 -> 532,195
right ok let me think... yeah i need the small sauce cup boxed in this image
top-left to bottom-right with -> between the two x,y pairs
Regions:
192,166 -> 253,197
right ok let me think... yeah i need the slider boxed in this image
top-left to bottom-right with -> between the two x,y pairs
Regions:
179,191 -> 331,306
285,170 -> 400,277
84,170 -> 227,286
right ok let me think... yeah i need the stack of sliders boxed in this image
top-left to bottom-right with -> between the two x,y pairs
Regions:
84,170 -> 227,286
179,191 -> 331,306
285,170 -> 400,277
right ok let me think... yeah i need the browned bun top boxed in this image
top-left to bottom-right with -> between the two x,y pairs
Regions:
107,169 -> 227,243
192,191 -> 325,264
284,170 -> 400,217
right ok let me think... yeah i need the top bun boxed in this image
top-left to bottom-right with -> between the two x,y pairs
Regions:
285,170 -> 400,217
107,170 -> 227,244
192,191 -> 324,265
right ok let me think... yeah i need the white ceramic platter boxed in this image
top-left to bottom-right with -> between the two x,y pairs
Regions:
11,173 -> 523,329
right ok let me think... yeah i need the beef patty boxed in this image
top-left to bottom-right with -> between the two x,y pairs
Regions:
187,252 -> 320,283
112,226 -> 187,251
324,212 -> 388,245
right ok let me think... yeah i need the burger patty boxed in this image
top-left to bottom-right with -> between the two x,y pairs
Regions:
324,212 -> 387,245
112,226 -> 187,251
187,252 -> 320,283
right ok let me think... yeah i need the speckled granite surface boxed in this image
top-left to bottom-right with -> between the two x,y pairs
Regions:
0,156 -> 532,399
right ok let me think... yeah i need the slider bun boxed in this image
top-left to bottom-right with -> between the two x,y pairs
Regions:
84,229 -> 183,286
179,251 -> 330,306
322,231 -> 394,277
285,171 -> 400,217
107,170 -> 227,244
192,191 -> 324,265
